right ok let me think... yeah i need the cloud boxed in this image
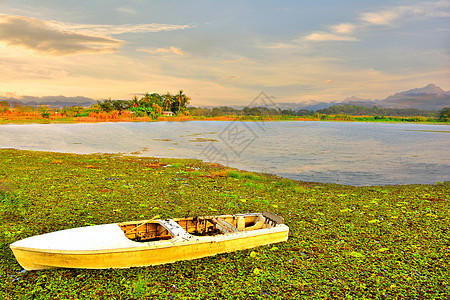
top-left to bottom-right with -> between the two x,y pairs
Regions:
116,6 -> 139,15
222,57 -> 245,64
360,11 -> 400,26
304,21 -> 358,43
49,22 -> 193,35
0,15 -> 123,55
303,1 -> 450,43
0,14 -> 193,56
220,75 -> 237,82
138,46 -> 184,56
305,32 -> 359,42
331,23 -> 356,34
262,40 -> 309,50
360,1 -> 450,26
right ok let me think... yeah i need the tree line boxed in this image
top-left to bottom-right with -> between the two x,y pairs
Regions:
187,106 -> 312,117
316,104 -> 438,117
2,96 -> 449,122
0,91 -> 190,120
188,104 -> 445,118
187,104 -> 450,122
95,90 -> 190,118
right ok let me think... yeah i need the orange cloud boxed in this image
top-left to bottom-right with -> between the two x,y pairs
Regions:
0,15 -> 123,56
48,21 -> 193,35
305,32 -> 358,42
138,46 -> 184,56
222,57 -> 245,64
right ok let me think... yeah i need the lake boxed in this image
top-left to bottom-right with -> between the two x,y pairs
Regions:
1,121 -> 449,186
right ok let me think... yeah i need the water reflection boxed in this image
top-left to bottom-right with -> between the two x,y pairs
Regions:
1,121 -> 449,186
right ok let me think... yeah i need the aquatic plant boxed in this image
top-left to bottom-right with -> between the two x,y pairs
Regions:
0,149 -> 448,299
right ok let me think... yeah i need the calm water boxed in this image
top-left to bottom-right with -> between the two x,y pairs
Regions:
1,121 -> 449,186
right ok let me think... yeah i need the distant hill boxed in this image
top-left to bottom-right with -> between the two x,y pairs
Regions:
3,95 -> 96,108
295,84 -> 450,111
343,96 -> 373,103
402,84 -> 447,95
301,101 -> 340,111
378,84 -> 450,110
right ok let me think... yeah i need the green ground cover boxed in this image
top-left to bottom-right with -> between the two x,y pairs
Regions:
0,118 -> 72,125
0,149 -> 448,299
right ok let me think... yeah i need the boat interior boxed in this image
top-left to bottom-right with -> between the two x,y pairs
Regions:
118,212 -> 284,243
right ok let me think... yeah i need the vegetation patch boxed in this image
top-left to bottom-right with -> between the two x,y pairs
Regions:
2,97 -> 449,124
0,149 -> 448,299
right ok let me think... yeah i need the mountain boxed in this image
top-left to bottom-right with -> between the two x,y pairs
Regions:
301,101 -> 339,111
298,97 -> 376,111
402,84 -> 446,95
3,95 -> 96,108
340,96 -> 378,108
343,96 -> 373,103
299,84 -> 450,111
379,84 -> 450,110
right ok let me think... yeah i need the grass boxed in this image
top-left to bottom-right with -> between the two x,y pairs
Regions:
0,149 -> 449,299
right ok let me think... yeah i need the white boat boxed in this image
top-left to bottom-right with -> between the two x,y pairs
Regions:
10,211 -> 289,270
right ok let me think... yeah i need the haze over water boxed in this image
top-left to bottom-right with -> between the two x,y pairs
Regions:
1,121 -> 449,186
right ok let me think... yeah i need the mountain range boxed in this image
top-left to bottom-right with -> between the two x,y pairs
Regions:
2,84 -> 449,111
2,95 -> 96,109
296,84 -> 450,111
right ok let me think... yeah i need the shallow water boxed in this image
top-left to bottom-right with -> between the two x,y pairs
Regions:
1,121 -> 449,186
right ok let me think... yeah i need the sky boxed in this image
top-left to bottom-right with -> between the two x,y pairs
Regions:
0,0 -> 449,106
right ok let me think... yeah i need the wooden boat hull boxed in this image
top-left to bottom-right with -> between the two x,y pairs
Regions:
10,213 -> 289,270
11,227 -> 288,270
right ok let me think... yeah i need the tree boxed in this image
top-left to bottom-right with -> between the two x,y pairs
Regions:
0,100 -> 9,112
97,99 -> 114,112
111,100 -> 130,111
39,106 -> 50,118
296,109 -> 314,116
439,107 -> 450,121
131,96 -> 139,108
174,90 -> 190,115
142,93 -> 151,104
162,92 -> 174,112
149,93 -> 164,108
243,107 -> 261,116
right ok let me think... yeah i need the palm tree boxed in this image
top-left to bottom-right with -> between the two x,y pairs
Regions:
163,92 -> 173,112
143,93 -> 151,104
175,90 -> 190,115
131,96 -> 139,108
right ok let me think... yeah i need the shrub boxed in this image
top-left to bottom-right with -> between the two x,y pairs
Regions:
40,108 -> 50,118
438,107 -> 450,122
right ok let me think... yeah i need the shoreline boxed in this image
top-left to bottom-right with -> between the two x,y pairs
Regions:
2,147 -> 448,187
1,115 -> 449,125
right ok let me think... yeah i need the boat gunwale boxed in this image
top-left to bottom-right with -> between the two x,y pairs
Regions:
118,213 -> 263,225
9,224 -> 289,255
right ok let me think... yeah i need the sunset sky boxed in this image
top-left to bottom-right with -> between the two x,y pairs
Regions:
0,0 -> 449,106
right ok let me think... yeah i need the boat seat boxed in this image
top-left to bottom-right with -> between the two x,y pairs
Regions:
262,211 -> 284,226
243,215 -> 265,231
160,219 -> 193,241
210,218 -> 239,234
237,216 -> 246,231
